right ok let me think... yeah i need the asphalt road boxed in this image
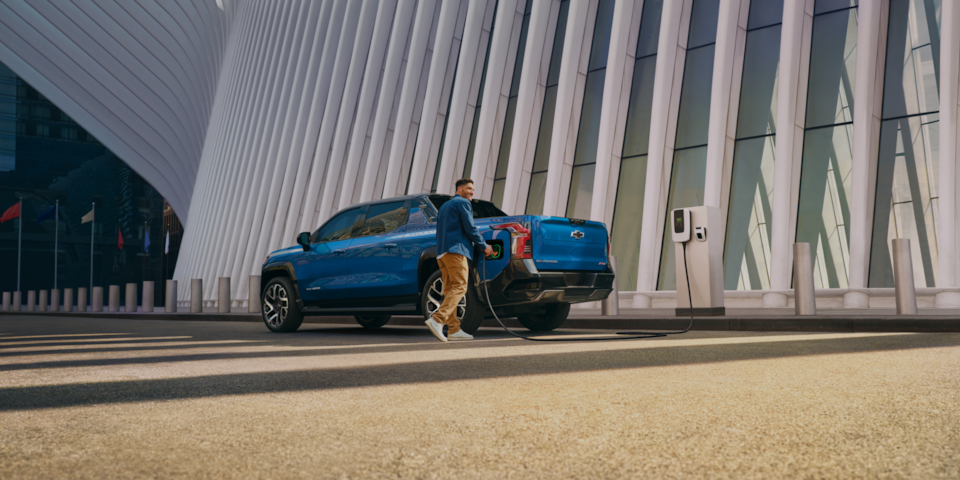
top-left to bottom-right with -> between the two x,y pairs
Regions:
1,315 -> 958,479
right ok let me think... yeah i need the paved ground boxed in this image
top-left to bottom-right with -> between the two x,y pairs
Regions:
0,316 -> 958,479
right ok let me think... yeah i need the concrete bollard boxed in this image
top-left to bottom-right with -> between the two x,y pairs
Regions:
142,281 -> 155,313
50,289 -> 59,312
793,243 -> 816,316
601,255 -> 619,316
93,287 -> 104,312
125,283 -> 138,313
2,291 -> 9,311
165,280 -> 177,313
108,285 -> 120,312
63,288 -> 73,312
38,290 -> 48,312
190,279 -> 202,313
78,287 -> 88,312
892,238 -> 918,315
27,290 -> 36,312
248,275 -> 261,313
218,277 -> 231,313
12,291 -> 22,311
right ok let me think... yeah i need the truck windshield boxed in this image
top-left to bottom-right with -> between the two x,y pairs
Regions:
428,195 -> 507,219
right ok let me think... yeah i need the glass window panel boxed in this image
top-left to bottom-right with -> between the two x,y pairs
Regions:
622,55 -> 658,157
796,124 -> 854,288
611,155 -> 648,291
805,8 -> 857,129
747,0 -> 784,30
736,25 -> 780,139
573,69 -> 606,166
723,136 -> 776,290
462,107 -> 482,178
814,0 -> 858,15
881,0 -> 940,119
687,0 -> 721,49
492,178 -> 506,208
635,0 -> 664,58
526,171 -> 548,215
869,115 -> 939,287
546,1 -> 570,86
587,0 -> 616,71
531,86 -> 558,172
657,146 -> 707,290
566,163 -> 596,219
494,97 -> 518,180
509,12 -> 531,98
358,202 -> 409,237
675,44 -> 715,149
315,208 -> 361,242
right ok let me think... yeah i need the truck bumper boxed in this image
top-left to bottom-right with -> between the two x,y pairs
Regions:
480,259 -> 615,307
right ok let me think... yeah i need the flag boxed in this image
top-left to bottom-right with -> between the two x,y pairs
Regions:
36,205 -> 56,224
144,230 -> 151,253
118,227 -> 124,250
165,231 -> 170,254
0,202 -> 20,223
81,209 -> 94,224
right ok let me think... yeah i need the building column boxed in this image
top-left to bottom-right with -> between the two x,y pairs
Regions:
937,0 -> 960,306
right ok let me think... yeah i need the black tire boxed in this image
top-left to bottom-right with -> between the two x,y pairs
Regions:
261,277 -> 304,333
517,303 -> 571,332
354,314 -> 391,329
421,269 -> 485,334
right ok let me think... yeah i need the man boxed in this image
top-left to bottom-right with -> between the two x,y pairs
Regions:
425,178 -> 494,342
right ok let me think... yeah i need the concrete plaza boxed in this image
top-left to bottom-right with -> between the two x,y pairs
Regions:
0,315 -> 958,478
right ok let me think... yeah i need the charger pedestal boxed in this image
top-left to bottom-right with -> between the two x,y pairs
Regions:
676,206 -> 725,316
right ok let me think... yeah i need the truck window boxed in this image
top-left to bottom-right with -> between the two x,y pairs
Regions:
428,195 -> 507,219
312,208 -> 361,243
357,201 -> 408,237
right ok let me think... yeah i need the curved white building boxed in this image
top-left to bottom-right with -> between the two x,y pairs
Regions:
2,0 -> 958,309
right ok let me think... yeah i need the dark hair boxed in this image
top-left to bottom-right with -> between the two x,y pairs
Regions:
455,178 -> 474,189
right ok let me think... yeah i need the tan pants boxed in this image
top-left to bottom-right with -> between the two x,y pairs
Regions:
436,253 -> 469,334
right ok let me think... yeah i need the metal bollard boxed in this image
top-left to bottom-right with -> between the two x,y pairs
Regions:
125,283 -> 138,313
248,275 -> 261,313
601,255 -> 619,316
78,287 -> 88,312
142,281 -> 155,313
93,287 -> 104,312
190,279 -> 202,313
12,291 -> 22,311
49,289 -> 59,312
27,290 -> 36,312
108,285 -> 120,312
218,277 -> 231,313
793,243 -> 817,315
38,290 -> 48,312
165,280 -> 177,313
2,291 -> 9,311
892,238 -> 918,315
63,288 -> 73,312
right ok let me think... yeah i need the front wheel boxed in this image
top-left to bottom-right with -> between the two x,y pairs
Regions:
421,269 -> 485,334
516,303 -> 570,331
261,277 -> 304,333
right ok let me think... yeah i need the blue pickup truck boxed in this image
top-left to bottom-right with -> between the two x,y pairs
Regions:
259,194 -> 614,334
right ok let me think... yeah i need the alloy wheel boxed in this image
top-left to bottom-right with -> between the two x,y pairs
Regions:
425,276 -> 465,321
263,283 -> 289,328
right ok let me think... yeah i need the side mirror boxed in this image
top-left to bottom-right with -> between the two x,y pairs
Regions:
297,232 -> 311,251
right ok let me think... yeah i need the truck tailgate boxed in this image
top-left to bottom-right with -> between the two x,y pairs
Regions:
532,217 -> 608,271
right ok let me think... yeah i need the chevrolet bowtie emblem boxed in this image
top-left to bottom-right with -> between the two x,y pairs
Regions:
571,230 -> 584,240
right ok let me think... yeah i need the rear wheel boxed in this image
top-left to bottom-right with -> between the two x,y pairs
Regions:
517,303 -> 570,331
354,314 -> 391,329
421,269 -> 485,334
261,277 -> 304,333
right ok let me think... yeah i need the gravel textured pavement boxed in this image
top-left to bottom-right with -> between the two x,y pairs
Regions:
0,315 -> 958,479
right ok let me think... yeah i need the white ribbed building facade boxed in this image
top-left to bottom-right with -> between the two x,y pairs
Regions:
3,0 -> 959,309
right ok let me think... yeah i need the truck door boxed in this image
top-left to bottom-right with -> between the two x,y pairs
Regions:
295,207 -> 362,303
343,200 -> 409,299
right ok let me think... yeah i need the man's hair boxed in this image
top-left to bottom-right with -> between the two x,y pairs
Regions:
455,178 -> 474,189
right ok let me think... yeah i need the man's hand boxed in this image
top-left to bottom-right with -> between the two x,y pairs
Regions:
483,244 -> 494,257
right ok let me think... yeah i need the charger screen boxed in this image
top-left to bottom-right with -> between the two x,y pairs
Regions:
674,210 -> 685,233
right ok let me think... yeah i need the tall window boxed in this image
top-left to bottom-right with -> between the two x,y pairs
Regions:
526,0 -> 570,214
609,0 -> 663,291
463,1 -> 504,181
657,0 -> 721,290
722,0 -> 784,290
868,0 -> 940,287
490,0 -> 533,207
795,0 -> 858,289
565,0 -> 616,219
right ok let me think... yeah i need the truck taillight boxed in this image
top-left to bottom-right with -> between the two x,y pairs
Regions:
492,222 -> 532,259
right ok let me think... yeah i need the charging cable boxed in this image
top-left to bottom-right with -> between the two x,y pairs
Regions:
478,242 -> 694,341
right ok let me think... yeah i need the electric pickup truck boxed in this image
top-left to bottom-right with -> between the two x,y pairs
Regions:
259,194 -> 614,333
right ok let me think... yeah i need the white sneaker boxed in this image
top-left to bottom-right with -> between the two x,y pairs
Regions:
425,317 -> 447,342
448,330 -> 473,341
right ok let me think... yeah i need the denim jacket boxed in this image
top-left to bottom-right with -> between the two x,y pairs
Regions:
436,195 -> 485,261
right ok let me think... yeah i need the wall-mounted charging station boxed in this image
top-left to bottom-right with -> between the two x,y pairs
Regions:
673,206 -> 725,316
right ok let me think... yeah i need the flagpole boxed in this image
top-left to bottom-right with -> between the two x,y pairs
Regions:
90,202 -> 95,306
54,200 -> 59,290
17,198 -> 22,292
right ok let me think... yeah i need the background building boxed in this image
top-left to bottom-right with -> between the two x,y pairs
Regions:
1,0 -> 956,309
